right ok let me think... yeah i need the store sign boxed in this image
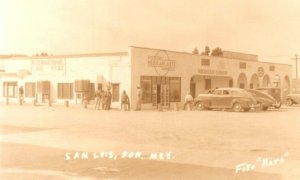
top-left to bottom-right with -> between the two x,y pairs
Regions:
148,50 -> 175,76
258,67 -> 264,77
198,68 -> 228,75
31,59 -> 65,75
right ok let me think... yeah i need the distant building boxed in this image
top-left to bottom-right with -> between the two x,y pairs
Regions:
0,46 -> 293,109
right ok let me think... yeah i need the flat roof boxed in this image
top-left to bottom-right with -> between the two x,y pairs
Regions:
130,46 -> 291,67
0,52 -> 128,60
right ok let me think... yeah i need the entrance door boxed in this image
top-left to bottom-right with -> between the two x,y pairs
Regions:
151,76 -> 170,109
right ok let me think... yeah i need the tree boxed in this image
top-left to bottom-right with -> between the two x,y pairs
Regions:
211,47 -> 223,56
192,48 -> 199,54
201,46 -> 210,55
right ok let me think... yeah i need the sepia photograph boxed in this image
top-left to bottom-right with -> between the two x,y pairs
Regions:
0,0 -> 300,179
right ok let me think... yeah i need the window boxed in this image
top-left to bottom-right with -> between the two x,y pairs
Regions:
229,80 -> 233,87
240,62 -> 246,69
57,83 -> 73,99
25,82 -> 36,97
112,83 -> 120,102
240,83 -> 245,89
201,59 -> 210,66
89,83 -> 95,100
269,65 -> 275,71
170,77 -> 181,102
205,79 -> 211,90
141,76 -> 152,103
250,83 -> 253,89
3,82 -> 18,97
97,83 -> 102,91
213,90 -> 222,95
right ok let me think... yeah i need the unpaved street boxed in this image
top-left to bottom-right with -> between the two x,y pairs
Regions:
0,104 -> 300,179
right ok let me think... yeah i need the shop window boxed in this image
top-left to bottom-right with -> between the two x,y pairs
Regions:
250,83 -> 253,89
201,59 -> 210,66
89,83 -> 95,100
240,62 -> 246,69
97,83 -> 102,91
25,82 -> 36,97
57,83 -> 73,99
3,82 -> 18,97
112,83 -> 120,102
170,77 -> 181,102
141,76 -> 152,103
229,80 -> 233,87
240,83 -> 245,89
205,79 -> 211,90
269,65 -> 275,71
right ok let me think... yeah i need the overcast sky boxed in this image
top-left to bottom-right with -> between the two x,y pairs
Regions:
1,0 -> 300,76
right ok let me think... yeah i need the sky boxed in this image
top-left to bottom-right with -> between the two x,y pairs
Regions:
0,0 -> 300,77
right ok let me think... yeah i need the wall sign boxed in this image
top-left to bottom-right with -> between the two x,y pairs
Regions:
148,50 -> 175,76
31,58 -> 65,75
198,68 -> 228,75
258,67 -> 264,77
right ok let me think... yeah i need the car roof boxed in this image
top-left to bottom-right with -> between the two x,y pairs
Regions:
217,88 -> 244,91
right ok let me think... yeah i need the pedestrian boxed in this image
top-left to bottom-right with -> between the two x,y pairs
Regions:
183,91 -> 194,110
94,89 -> 101,110
121,90 -> 130,111
106,89 -> 112,110
19,86 -> 24,106
135,85 -> 142,111
100,90 -> 105,110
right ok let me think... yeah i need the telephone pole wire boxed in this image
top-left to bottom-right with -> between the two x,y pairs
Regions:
291,54 -> 298,79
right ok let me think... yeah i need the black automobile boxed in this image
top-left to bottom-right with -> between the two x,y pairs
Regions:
256,87 -> 281,109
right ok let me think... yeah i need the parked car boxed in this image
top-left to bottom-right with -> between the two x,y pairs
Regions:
286,94 -> 300,106
256,87 -> 281,109
194,88 -> 258,112
245,89 -> 276,111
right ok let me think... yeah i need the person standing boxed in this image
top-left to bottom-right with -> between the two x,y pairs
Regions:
19,86 -> 24,106
121,90 -> 130,111
106,89 -> 112,110
135,85 -> 142,111
183,91 -> 194,110
94,89 -> 101,110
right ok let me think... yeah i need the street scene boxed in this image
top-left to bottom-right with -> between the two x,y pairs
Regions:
1,0 -> 300,179
0,103 -> 300,180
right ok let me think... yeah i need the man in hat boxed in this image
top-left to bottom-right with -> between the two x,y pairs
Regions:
135,85 -> 142,111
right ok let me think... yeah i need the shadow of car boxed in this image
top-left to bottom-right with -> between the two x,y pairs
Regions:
245,89 -> 275,111
193,88 -> 258,112
286,94 -> 300,106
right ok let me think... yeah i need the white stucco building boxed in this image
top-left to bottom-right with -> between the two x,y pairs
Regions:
0,46 -> 293,109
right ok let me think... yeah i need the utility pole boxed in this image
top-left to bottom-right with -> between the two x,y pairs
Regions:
291,54 -> 298,79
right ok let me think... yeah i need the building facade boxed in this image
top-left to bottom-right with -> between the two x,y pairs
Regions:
0,46 -> 293,109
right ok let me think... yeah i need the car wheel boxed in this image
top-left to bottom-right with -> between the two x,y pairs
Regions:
286,99 -> 293,106
274,102 -> 281,109
232,102 -> 242,112
196,102 -> 206,111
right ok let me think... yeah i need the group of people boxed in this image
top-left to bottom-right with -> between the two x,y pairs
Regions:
94,89 -> 112,110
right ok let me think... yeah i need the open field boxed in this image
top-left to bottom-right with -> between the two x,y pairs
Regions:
0,103 -> 300,179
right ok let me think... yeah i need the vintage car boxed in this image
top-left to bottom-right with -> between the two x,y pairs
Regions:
256,87 -> 281,109
286,94 -> 300,106
245,89 -> 276,110
194,88 -> 258,112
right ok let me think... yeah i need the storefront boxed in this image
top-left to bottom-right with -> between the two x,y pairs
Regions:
0,46 -> 293,109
